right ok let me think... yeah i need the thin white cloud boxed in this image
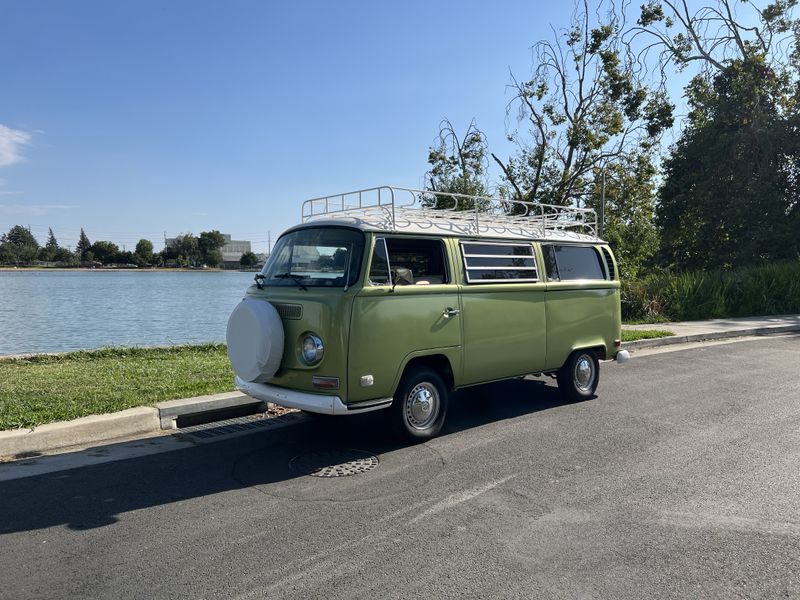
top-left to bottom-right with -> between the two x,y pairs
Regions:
0,125 -> 32,167
0,204 -> 75,217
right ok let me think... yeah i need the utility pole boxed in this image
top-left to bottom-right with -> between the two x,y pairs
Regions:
267,231 -> 271,257
599,168 -> 606,239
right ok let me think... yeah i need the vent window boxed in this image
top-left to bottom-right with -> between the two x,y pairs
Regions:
461,242 -> 538,283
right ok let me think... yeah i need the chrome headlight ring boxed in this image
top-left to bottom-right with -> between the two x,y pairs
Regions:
300,333 -> 324,365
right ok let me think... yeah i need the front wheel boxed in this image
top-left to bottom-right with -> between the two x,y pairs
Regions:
557,350 -> 599,402
389,366 -> 449,442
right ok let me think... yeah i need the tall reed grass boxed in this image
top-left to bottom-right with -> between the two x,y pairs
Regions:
622,261 -> 800,322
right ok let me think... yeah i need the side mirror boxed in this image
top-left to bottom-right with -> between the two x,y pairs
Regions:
392,267 -> 414,287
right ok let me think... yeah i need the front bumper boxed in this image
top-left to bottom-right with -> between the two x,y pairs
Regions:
235,377 -> 392,416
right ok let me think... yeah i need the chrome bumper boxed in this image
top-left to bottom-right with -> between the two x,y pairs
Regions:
235,377 -> 392,416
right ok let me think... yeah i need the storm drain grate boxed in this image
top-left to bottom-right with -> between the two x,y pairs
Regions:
289,449 -> 379,478
177,412 -> 304,440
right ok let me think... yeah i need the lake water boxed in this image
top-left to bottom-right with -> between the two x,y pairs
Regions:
0,270 -> 257,355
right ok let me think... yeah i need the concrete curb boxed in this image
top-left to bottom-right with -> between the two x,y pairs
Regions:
623,324 -> 800,350
156,392 -> 264,429
0,391 -> 266,459
0,406 -> 160,458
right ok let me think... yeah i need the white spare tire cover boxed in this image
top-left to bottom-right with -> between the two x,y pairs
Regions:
226,298 -> 285,383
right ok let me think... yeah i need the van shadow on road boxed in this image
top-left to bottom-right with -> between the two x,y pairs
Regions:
0,377 -> 581,534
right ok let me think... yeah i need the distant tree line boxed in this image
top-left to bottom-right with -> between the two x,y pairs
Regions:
0,226 -> 260,268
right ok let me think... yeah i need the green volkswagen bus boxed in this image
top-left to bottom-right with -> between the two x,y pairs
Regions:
226,186 -> 629,441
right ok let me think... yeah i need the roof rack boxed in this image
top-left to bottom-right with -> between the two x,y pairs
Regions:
300,186 -> 598,240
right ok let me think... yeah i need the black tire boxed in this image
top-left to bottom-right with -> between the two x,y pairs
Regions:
557,350 -> 599,402
389,366 -> 449,442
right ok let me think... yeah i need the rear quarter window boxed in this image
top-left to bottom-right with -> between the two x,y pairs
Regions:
542,245 -> 605,281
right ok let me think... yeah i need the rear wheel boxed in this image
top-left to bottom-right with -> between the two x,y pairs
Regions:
389,366 -> 449,442
557,350 -> 599,402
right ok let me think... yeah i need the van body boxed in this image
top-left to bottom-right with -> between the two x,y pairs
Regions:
227,187 -> 630,440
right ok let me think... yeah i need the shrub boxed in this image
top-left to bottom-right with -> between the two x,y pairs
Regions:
621,261 -> 800,322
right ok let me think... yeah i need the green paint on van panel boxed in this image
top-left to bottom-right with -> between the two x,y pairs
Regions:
348,283 -> 461,402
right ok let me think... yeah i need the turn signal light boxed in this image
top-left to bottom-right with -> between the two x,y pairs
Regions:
312,376 -> 340,390
614,339 -> 621,348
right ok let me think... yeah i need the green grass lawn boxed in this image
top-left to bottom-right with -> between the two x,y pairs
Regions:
621,329 -> 674,342
0,345 -> 235,430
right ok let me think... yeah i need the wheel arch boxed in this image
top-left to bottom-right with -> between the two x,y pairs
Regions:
569,341 -> 609,363
393,350 -> 457,395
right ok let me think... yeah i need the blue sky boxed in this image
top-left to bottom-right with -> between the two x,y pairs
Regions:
0,1 -> 655,253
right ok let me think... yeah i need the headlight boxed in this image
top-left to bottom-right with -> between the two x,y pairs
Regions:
301,334 -> 324,365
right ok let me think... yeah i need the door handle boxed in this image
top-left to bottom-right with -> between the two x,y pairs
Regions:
443,307 -> 460,318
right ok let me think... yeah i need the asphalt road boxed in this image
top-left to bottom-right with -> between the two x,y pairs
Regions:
1,336 -> 799,599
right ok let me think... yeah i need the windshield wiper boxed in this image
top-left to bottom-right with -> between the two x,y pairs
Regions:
274,272 -> 308,291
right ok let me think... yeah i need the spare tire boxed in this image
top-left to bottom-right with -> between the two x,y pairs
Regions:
226,298 -> 285,383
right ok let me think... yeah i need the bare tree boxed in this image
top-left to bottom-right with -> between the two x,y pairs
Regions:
494,0 -> 673,208
626,0 -> 800,79
424,119 -> 490,210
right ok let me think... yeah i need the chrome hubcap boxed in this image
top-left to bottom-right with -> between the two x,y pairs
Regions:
574,355 -> 595,392
405,382 -> 440,430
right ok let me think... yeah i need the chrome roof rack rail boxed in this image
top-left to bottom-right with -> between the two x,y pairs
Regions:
300,186 -> 598,240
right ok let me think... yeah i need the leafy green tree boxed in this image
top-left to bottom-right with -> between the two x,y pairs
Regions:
205,249 -> 223,267
240,251 -> 258,267
172,233 -> 200,266
586,152 -> 660,279
657,59 -> 799,269
38,228 -> 59,261
198,230 -> 226,265
76,228 -> 92,261
631,0 -> 800,269
90,241 -> 121,264
134,239 -> 154,266
423,119 -> 489,210
0,225 -> 40,264
53,247 -> 77,264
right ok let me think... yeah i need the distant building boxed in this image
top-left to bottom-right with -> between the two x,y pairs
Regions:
219,234 -> 251,266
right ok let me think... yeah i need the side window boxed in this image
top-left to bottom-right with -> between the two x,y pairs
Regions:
544,245 -> 605,281
461,242 -> 538,283
369,237 -> 449,285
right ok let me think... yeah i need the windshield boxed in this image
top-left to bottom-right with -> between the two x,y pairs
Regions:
259,227 -> 364,288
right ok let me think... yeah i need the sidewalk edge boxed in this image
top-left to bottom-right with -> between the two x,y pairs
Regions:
0,406 -> 160,459
623,324 -> 800,350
